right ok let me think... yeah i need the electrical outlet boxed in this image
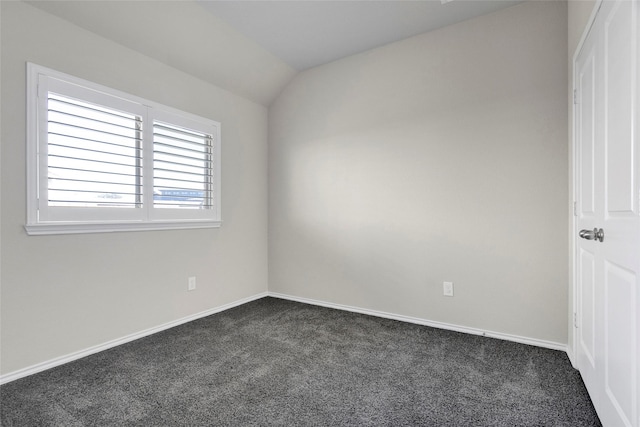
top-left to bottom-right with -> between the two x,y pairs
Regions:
443,281 -> 454,297
188,276 -> 196,291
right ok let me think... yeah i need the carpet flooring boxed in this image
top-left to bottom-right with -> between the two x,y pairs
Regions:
1,297 -> 601,426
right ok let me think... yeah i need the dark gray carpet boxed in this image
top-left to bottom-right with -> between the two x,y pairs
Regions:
1,297 -> 600,426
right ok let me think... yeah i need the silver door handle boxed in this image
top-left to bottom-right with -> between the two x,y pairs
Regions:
579,228 -> 604,242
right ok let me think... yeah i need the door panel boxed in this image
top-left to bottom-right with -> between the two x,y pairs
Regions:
604,261 -> 636,426
604,0 -> 635,213
579,51 -> 596,216
579,248 -> 596,368
575,1 -> 639,426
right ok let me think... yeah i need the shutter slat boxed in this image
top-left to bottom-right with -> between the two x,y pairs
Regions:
154,123 -> 205,138
153,159 -> 206,175
153,162 -> 207,179
152,184 -> 211,193
49,132 -> 142,152
49,155 -> 142,171
154,153 -> 207,169
154,132 -> 206,146
153,149 -> 208,164
49,166 -> 139,180
154,202 -> 213,208
49,109 -> 139,133
49,95 -> 135,121
153,140 -> 209,155
49,199 -> 139,207
49,143 -> 140,161
49,120 -> 139,141
50,177 -> 141,191
154,175 -> 208,186
49,187 -> 142,196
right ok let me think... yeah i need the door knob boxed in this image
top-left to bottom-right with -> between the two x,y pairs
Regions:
579,228 -> 604,242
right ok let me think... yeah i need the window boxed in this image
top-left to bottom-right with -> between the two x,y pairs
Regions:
26,63 -> 221,235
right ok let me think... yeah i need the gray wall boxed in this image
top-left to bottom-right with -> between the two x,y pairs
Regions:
1,1 -> 269,375
1,0 -> 578,378
269,1 -> 569,344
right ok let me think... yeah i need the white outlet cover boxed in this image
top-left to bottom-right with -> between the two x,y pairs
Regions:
188,277 -> 196,291
443,281 -> 454,297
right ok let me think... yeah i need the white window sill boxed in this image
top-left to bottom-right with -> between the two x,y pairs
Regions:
24,220 -> 222,236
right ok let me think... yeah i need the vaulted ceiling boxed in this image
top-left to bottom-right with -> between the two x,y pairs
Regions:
27,0 -> 524,106
26,0 -> 296,105
199,0 -> 524,71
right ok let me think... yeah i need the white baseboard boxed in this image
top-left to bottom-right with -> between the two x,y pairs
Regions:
566,342 -> 577,368
0,292 -> 268,385
268,292 -> 568,353
1,290 -> 569,385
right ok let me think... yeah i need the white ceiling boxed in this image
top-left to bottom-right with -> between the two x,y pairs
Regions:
199,0 -> 525,71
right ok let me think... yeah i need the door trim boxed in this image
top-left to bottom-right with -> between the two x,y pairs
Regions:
569,0 -> 602,368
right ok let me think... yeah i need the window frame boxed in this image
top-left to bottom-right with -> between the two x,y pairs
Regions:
25,63 -> 222,235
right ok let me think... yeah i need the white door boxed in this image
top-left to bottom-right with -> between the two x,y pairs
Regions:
575,1 -> 640,426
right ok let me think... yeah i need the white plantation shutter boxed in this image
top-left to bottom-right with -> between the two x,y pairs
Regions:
148,108 -> 220,223
26,64 -> 221,235
46,93 -> 143,208
153,121 -> 212,210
